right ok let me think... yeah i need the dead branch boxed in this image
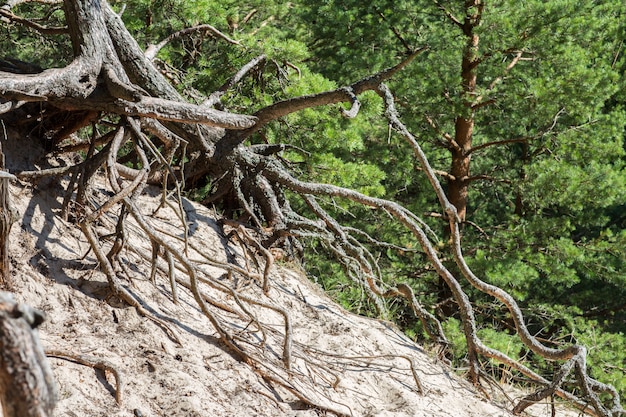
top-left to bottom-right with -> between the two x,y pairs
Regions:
145,24 -> 240,61
0,7 -> 67,35
54,96 -> 258,129
251,47 -> 428,130
204,55 -> 267,108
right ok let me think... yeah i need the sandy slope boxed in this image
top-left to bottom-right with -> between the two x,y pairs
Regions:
2,133 -> 579,417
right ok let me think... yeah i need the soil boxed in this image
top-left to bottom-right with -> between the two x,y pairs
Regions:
1,131 -> 581,416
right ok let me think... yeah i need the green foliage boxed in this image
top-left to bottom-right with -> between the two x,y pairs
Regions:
441,318 -> 469,364
576,319 -> 626,396
0,3 -> 71,67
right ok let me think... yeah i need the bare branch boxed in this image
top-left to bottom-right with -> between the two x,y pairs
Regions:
377,83 -> 623,416
339,87 -> 361,118
251,47 -> 428,130
433,0 -> 464,29
145,24 -> 240,61
204,54 -> 267,107
46,350 -> 123,405
0,7 -> 67,35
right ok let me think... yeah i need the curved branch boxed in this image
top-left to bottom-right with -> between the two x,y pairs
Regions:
45,350 -> 123,405
339,87 -> 361,118
145,24 -> 240,61
0,59 -> 98,103
212,47 -> 428,155
102,1 -> 232,152
0,7 -> 67,35
204,54 -> 267,107
251,47 -> 428,130
257,153 -> 482,380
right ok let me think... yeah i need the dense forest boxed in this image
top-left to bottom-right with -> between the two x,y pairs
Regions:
0,0 -> 624,415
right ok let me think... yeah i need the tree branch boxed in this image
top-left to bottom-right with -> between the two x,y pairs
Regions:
145,24 -> 240,61
204,54 -> 267,107
415,165 -> 456,181
54,96 -> 257,129
472,50 -> 524,109
0,8 -> 67,34
374,8 -> 413,53
468,136 -> 530,155
433,0 -> 464,29
211,47 -> 428,155
377,82 -> 623,415
251,47 -> 428,130
462,173 -> 511,184
424,114 -> 461,151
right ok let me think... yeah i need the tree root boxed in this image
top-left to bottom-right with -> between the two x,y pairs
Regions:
377,83 -> 625,416
45,349 -> 123,405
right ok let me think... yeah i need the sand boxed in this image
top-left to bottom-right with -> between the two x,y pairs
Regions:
1,133 -> 582,417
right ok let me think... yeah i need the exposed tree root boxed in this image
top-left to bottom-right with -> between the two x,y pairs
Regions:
377,83 -> 624,417
45,349 -> 123,405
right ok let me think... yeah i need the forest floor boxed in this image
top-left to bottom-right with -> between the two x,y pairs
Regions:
2,132 -> 583,416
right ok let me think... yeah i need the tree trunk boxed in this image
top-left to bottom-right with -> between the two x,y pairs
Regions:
438,1 -> 481,317
447,0 -> 482,224
0,293 -> 57,417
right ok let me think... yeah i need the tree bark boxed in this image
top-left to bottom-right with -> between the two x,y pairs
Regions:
0,293 -> 57,417
0,144 -> 16,290
447,0 -> 482,223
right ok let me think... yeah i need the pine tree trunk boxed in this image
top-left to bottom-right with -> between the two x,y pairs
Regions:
447,2 -> 481,224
